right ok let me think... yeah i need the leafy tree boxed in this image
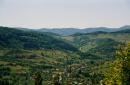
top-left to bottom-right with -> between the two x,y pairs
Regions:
0,79 -> 10,85
0,66 -> 11,85
53,73 -> 62,85
103,43 -> 130,85
34,72 -> 43,85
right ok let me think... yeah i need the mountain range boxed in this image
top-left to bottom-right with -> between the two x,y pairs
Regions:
37,25 -> 130,35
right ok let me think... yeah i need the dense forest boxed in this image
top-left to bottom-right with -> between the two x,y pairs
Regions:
0,26 -> 130,85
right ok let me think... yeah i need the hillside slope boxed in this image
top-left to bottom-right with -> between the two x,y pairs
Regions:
62,29 -> 130,58
0,27 -> 78,52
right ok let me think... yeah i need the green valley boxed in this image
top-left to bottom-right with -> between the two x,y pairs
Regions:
0,26 -> 130,85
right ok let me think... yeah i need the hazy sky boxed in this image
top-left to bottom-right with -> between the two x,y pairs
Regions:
0,0 -> 130,28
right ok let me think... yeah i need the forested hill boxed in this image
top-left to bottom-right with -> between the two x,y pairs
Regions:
62,28 -> 130,58
0,26 -> 78,52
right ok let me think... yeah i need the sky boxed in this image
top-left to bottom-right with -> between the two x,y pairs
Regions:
0,0 -> 130,29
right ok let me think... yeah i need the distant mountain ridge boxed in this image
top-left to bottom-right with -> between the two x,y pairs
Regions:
38,25 -> 130,35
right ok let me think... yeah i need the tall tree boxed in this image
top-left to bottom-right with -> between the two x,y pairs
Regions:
103,43 -> 130,85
